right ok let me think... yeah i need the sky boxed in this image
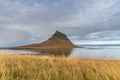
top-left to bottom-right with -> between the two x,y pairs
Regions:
0,0 -> 120,47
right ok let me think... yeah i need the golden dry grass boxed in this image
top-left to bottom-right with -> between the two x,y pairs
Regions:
0,54 -> 120,80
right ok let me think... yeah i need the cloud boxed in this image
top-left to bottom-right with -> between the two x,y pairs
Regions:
0,27 -> 32,46
0,0 -> 120,46
86,31 -> 120,40
75,30 -> 120,45
75,40 -> 120,45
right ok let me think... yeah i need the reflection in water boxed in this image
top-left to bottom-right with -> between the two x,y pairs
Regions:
70,48 -> 120,60
0,48 -> 73,56
1,48 -> 120,60
38,48 -> 73,56
0,49 -> 37,54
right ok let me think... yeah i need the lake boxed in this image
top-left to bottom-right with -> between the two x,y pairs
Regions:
1,46 -> 120,60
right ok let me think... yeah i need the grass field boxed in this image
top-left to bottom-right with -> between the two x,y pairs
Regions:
0,54 -> 120,80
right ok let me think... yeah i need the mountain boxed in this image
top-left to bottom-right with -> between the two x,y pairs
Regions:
16,31 -> 79,49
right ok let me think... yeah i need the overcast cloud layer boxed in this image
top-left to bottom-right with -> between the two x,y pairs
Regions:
0,0 -> 120,47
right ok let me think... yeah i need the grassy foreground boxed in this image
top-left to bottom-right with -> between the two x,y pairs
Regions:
0,54 -> 120,80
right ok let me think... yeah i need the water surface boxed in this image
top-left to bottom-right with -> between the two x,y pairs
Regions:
0,49 -> 38,54
1,46 -> 120,60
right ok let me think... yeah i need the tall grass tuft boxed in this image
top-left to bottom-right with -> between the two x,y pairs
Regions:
0,54 -> 120,80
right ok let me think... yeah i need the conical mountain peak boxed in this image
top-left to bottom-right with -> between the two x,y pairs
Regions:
49,30 -> 70,41
16,31 -> 79,48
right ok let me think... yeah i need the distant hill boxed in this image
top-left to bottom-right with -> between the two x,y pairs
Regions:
15,31 -> 79,49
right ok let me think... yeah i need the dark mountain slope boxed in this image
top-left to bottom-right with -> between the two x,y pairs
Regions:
16,31 -> 79,49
